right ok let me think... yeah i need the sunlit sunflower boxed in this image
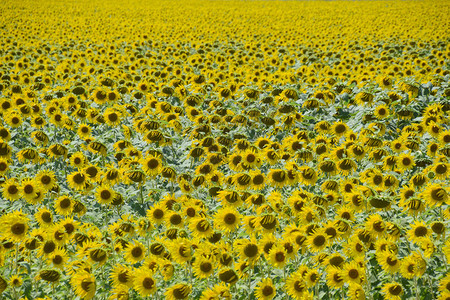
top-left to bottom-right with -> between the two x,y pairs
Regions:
193,256 -> 216,279
214,207 -> 241,233
35,208 -> 54,227
133,267 -> 156,297
54,195 -> 73,216
381,282 -> 403,300
95,185 -> 115,205
165,283 -> 192,300
285,273 -> 309,299
422,183 -> 448,206
71,271 -> 96,300
124,240 -> 146,263
254,278 -> 276,300
2,178 -> 21,201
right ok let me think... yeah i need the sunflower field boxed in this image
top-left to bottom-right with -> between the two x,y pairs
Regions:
0,0 -> 449,299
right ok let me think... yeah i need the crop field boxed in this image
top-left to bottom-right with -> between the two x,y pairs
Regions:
0,0 -> 449,299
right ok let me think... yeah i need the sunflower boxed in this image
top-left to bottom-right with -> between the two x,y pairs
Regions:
35,208 -> 54,227
381,282 -> 403,300
124,240 -> 146,263
0,211 -> 29,242
140,154 -> 163,177
422,183 -> 448,206
432,162 -> 450,180
48,248 -> 68,270
407,221 -> 430,244
248,170 -> 266,190
377,252 -> 400,274
285,273 -> 309,299
396,152 -> 415,172
236,237 -> 260,262
298,166 -> 318,186
374,104 -> 390,119
189,217 -> 213,238
165,283 -> 192,300
307,229 -> 328,253
232,173 -> 252,190
67,171 -> 88,190
19,178 -> 42,204
167,238 -> 193,264
193,256 -> 216,279
214,207 -> 241,233
54,195 -> 73,216
71,271 -> 96,300
0,157 -> 9,176
133,267 -> 157,297
2,178 -> 21,201
325,267 -> 345,289
365,214 -> 385,237
216,190 -> 242,207
342,261 -> 364,284
347,283 -> 365,300
331,121 -> 349,137
146,203 -> 167,226
254,278 -> 276,300
318,159 -> 338,176
95,185 -> 115,205
268,169 -> 288,188
268,244 -> 287,268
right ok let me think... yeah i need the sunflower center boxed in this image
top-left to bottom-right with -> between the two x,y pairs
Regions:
43,241 -> 56,253
40,175 -> 51,185
142,277 -> 154,290
132,247 -> 143,258
253,174 -> 264,185
86,167 -> 98,178
73,173 -> 85,184
388,285 -> 402,296
244,244 -> 258,258
414,226 -> 428,237
41,212 -> 52,223
153,209 -> 164,220
200,262 -> 212,273
407,264 -> 415,273
313,235 -> 326,247
320,161 -> 336,173
272,170 -> 286,182
81,126 -> 89,133
108,113 -> 118,122
196,219 -> 210,232
436,164 -> 447,175
373,175 -> 383,185
170,214 -> 182,225
60,198 -> 71,209
81,279 -> 93,292
63,223 -> 75,234
431,188 -> 445,201
275,252 -> 285,262
348,269 -> 359,279
246,154 -> 255,163
387,256 -> 398,266
402,157 -> 412,166
224,213 -> 236,225
53,255 -> 63,264
325,227 -> 337,237
24,184 -> 34,194
0,162 -> 6,171
294,281 -> 305,292
173,285 -> 189,299
335,124 -> 346,133
355,243 -> 363,252
373,221 -> 384,232
101,190 -> 111,200
262,286 -> 274,296
11,223 -> 25,235
118,271 -> 129,283
8,185 -> 18,194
